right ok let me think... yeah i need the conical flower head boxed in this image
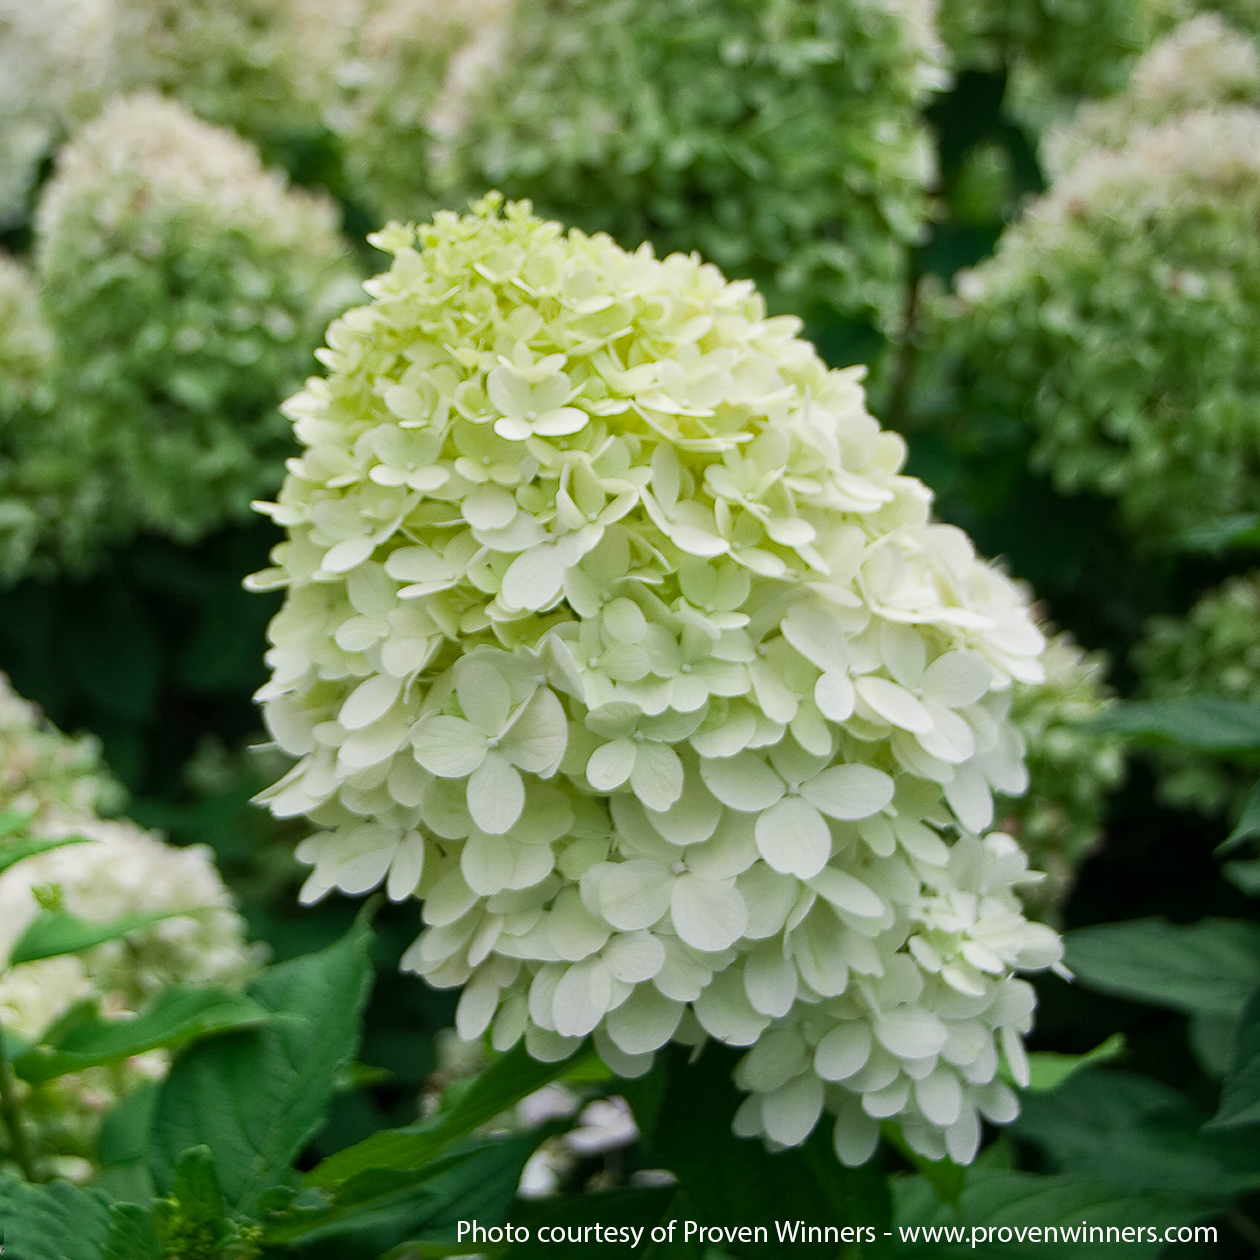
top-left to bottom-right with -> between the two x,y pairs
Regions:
252,195 -> 1059,1166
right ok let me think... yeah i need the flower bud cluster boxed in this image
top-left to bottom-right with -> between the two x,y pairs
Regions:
252,197 -> 1060,1164
939,106 -> 1260,543
1133,571 -> 1260,820
0,93 -> 358,577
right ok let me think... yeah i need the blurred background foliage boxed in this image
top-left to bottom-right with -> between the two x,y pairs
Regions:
1,0 -> 1260,1252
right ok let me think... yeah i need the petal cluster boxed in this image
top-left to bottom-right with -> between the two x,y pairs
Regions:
252,196 -> 1059,1164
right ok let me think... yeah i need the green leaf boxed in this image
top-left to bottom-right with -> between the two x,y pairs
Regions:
1207,987 -> 1260,1130
1013,1069 -> 1260,1197
148,920 -> 373,1217
8,906 -> 207,965
0,1174 -> 114,1260
1223,858 -> 1260,897
95,1080 -> 160,1204
882,1123 -> 965,1207
1064,918 -> 1260,1017
268,1131 -> 551,1249
13,986 -> 273,1085
892,1168 -> 1210,1258
154,1145 -> 231,1258
1020,1034 -> 1127,1093
0,832 -> 89,876
100,1203 -> 161,1260
1219,779 -> 1260,855
1088,697 -> 1260,754
308,1040 -> 594,1187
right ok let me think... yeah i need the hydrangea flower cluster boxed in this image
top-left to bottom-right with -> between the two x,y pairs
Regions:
347,0 -> 941,331
1133,571 -> 1260,820
0,671 -> 122,821
937,106 -> 1260,543
1042,14 -> 1260,178
0,678 -> 256,1178
1000,629 -> 1123,917
0,94 -> 359,576
0,0 -> 141,225
252,197 -> 1062,1166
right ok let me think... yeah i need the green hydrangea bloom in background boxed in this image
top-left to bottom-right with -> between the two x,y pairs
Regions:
344,0 -> 941,332
251,196 -> 1062,1168
933,106 -> 1260,544
1133,572 -> 1260,819
0,93 -> 359,577
1042,13 -> 1260,177
0,676 -> 257,1180
999,628 -> 1123,918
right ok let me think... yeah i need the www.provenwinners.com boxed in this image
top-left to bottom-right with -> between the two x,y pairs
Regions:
457,1219 -> 1220,1248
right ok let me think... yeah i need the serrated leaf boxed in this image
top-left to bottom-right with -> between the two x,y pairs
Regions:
1088,697 -> 1260,754
8,907 -> 206,965
0,832 -> 90,876
308,1041 -> 593,1187
14,986 -> 272,1085
149,921 -> 373,1216
1064,918 -> 1260,1017
1207,987 -> 1260,1130
0,1174 -> 116,1260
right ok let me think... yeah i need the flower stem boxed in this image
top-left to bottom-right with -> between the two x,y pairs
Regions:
0,1029 -> 36,1181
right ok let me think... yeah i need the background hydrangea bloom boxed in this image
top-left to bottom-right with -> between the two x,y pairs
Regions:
0,672 -> 121,820
1041,13 -> 1260,177
1133,571 -> 1260,820
0,677 -> 256,1179
341,0 -> 941,332
0,93 -> 359,577
252,197 -> 1061,1166
933,105 -> 1260,543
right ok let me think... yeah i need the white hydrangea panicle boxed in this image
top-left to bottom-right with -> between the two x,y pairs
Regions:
252,196 -> 1061,1165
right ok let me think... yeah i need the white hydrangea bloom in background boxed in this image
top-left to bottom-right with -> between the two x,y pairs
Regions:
0,679 -> 257,1176
1043,14 -> 1260,179
251,196 -> 1060,1166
